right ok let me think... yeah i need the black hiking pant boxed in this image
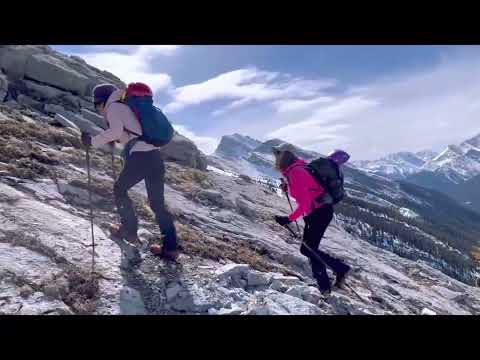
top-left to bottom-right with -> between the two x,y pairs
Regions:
114,149 -> 177,251
301,205 -> 349,291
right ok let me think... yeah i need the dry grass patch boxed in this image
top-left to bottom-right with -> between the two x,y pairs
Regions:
61,267 -> 100,314
165,163 -> 212,191
0,113 -> 82,149
60,146 -> 115,170
69,177 -> 113,198
175,222 -> 279,272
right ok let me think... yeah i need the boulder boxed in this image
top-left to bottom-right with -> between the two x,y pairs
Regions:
36,115 -> 57,125
0,45 -> 43,80
78,97 -> 95,111
325,294 -> 360,315
45,103 -> 67,115
0,46 -> 124,104
161,133 -> 208,171
247,271 -> 273,287
169,283 -> 226,313
51,93 -> 82,112
196,189 -> 233,209
280,253 -> 310,273
215,264 -> 250,282
119,286 -> 146,315
285,285 -> 322,305
271,274 -> 304,287
235,197 -> 258,219
270,280 -> 289,292
67,113 -> 103,135
53,110 -> 102,135
81,108 -> 107,129
57,180 -> 102,206
16,95 -> 44,112
0,72 -> 7,101
22,79 -> 66,100
245,290 -> 323,315
54,114 -> 80,131
24,53 -> 91,95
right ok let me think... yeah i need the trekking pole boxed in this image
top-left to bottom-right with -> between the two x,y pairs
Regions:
85,146 -> 96,274
284,223 -> 299,238
109,142 -> 117,181
283,187 -> 301,235
111,152 -> 116,180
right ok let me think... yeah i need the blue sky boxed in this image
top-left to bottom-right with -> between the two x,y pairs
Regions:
53,45 -> 480,160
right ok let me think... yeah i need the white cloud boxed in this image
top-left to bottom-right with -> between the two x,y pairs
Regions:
273,96 -> 334,113
75,45 -> 180,56
266,52 -> 480,160
70,46 -> 179,94
173,124 -> 219,155
66,46 -> 480,161
164,67 -> 334,113
266,96 -> 375,152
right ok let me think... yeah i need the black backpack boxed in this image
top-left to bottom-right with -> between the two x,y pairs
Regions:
305,157 -> 346,205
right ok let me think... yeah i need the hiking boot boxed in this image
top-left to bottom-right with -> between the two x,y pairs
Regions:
150,244 -> 179,261
334,267 -> 351,289
110,224 -> 138,244
316,277 -> 332,296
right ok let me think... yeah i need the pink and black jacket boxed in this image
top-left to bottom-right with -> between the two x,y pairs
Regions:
282,159 -> 326,222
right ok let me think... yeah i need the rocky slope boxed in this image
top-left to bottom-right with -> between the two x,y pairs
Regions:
1,106 -> 480,314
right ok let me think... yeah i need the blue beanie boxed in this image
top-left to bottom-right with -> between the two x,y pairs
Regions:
93,83 -> 118,105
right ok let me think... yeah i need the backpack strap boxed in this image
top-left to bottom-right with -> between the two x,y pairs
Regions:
114,99 -> 142,138
119,90 -> 127,103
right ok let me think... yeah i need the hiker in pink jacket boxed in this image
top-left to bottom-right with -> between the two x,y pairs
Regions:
273,144 -> 350,295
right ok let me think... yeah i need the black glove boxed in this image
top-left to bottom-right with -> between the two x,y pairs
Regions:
81,132 -> 92,147
275,215 -> 291,226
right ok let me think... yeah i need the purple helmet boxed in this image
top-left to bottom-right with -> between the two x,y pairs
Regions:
328,149 -> 350,165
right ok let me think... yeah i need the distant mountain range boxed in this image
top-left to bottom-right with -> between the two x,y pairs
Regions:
353,133 -> 480,213
353,151 -> 438,179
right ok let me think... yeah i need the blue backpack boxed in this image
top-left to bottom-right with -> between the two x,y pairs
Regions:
118,82 -> 174,147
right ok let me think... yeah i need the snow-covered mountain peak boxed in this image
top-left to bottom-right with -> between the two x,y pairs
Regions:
415,150 -> 438,162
